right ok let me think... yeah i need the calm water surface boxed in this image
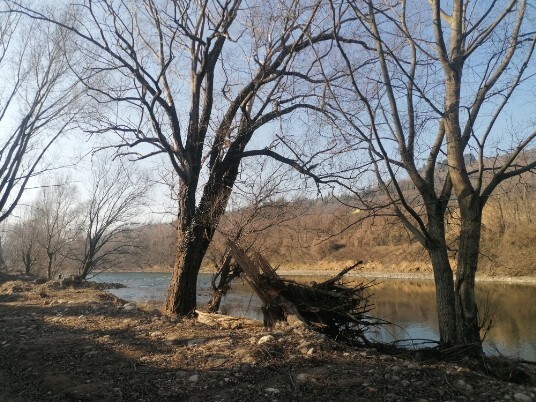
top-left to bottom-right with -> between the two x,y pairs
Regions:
92,272 -> 536,360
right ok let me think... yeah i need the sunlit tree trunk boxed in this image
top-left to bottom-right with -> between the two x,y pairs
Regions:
455,196 -> 483,350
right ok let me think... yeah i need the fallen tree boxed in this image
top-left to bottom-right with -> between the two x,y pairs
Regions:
228,242 -> 380,345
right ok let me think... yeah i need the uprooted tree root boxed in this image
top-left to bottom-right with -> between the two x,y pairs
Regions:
228,242 -> 386,345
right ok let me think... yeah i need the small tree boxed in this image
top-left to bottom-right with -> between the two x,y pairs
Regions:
207,160 -> 309,312
33,178 -> 81,280
73,156 -> 149,279
4,211 -> 39,275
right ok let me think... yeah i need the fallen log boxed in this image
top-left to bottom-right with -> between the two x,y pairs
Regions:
228,242 -> 380,345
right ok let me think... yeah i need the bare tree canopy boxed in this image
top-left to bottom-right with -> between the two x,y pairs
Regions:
324,0 -> 536,352
6,0 -> 348,315
74,155 -> 150,279
0,12 -> 84,222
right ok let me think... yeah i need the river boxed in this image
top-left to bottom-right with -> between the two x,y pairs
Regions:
92,272 -> 536,361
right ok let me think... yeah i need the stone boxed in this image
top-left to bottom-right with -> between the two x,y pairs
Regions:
187,337 -> 207,346
265,388 -> 279,394
455,379 -> 473,392
149,331 -> 163,337
514,393 -> 533,402
188,374 -> 199,382
306,347 -> 314,356
123,303 -> 137,311
408,362 -> 420,369
296,373 -> 308,383
257,335 -> 275,345
240,363 -> 251,373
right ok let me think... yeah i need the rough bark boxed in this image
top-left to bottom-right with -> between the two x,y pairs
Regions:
455,196 -> 483,351
165,161 -> 241,316
426,212 -> 458,348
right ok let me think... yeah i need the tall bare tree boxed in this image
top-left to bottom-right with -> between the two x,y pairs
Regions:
73,156 -> 149,279
33,178 -> 80,280
327,0 -> 536,352
0,13 -> 83,222
9,0 -> 346,315
4,210 -> 39,275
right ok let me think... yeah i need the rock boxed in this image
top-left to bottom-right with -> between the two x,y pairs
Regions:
296,373 -> 308,383
211,358 -> 227,367
123,303 -> 137,311
455,379 -> 473,392
187,337 -> 207,346
416,399 -> 429,402
188,374 -> 199,382
514,393 -> 533,402
408,362 -> 420,369
240,363 -> 251,373
149,331 -> 163,337
391,365 -> 402,372
257,335 -> 275,345
265,388 -> 279,394
380,355 -> 392,361
307,347 -> 314,356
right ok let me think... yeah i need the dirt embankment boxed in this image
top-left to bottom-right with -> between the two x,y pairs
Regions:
1,276 -> 535,402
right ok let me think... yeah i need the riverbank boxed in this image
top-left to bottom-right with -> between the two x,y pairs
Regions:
1,276 -> 535,401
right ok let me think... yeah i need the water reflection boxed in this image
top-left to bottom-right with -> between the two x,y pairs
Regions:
93,272 -> 536,360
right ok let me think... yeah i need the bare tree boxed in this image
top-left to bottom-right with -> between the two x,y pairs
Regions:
0,12 -> 84,222
73,156 -> 150,279
326,0 -> 536,352
9,0 -> 346,315
33,178 -> 81,280
207,160 -> 309,312
4,210 -> 39,275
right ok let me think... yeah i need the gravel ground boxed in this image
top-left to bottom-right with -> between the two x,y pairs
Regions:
0,276 -> 535,402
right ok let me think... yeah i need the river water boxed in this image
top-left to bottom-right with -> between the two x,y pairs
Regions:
92,272 -> 536,361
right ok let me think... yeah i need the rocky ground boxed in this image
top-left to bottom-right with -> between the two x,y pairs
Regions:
0,274 -> 535,402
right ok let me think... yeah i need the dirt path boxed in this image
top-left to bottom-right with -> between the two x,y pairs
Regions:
0,277 -> 535,401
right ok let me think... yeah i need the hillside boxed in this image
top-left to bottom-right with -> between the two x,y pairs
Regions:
137,179 -> 536,279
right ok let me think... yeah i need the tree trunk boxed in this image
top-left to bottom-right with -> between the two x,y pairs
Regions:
426,216 -> 458,348
164,162 -> 241,316
455,197 -> 483,354
47,252 -> 54,280
208,253 -> 234,313
164,222 -> 212,316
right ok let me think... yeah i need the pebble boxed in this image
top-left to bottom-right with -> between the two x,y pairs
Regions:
123,304 -> 136,311
296,373 -> 308,382
258,335 -> 275,345
514,393 -> 533,402
265,387 -> 279,394
306,347 -> 314,356
187,337 -> 206,346
455,379 -> 473,392
188,374 -> 199,382
408,362 -> 420,369
149,331 -> 163,337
